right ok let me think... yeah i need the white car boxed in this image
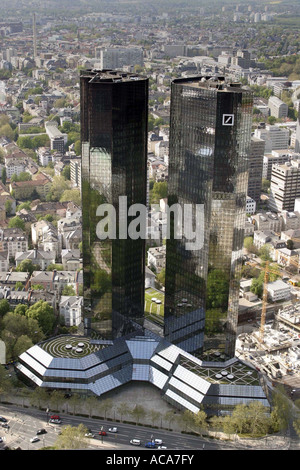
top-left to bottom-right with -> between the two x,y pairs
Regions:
154,439 -> 163,445
108,427 -> 118,433
85,432 -> 95,438
30,437 -> 40,443
130,439 -> 141,446
157,446 -> 167,449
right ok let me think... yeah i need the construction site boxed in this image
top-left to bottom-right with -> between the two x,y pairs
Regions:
236,258 -> 300,390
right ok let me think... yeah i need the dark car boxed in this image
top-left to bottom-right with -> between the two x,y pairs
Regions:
36,429 -> 47,435
0,417 -> 7,423
99,430 -> 107,436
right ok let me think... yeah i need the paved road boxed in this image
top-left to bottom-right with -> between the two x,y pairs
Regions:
0,403 -> 295,451
0,403 -> 245,451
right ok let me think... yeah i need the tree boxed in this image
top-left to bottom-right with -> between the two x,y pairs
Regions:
1,167 -> 6,185
156,268 -> 165,286
60,188 -> 81,206
0,299 -> 10,317
150,181 -> 168,204
130,404 -> 146,424
8,216 -> 25,231
54,424 -> 89,450
48,175 -> 71,201
62,285 -> 76,296
244,236 -> 257,254
250,276 -> 264,298
74,140 -> 81,156
99,398 -> 113,419
0,364 -> 12,398
117,402 -> 130,421
26,300 -> 56,335
16,259 -> 38,275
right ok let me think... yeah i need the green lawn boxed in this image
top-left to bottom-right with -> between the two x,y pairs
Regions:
144,288 -> 165,321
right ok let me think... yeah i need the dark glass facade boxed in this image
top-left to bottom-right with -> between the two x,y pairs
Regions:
164,76 -> 253,358
80,69 -> 148,340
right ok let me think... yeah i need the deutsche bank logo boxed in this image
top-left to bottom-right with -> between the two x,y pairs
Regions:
222,114 -> 234,126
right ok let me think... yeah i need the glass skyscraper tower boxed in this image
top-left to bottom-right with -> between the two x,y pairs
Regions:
164,76 -> 253,358
80,69 -> 148,340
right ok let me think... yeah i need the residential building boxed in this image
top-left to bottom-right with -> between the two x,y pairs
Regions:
61,248 -> 81,271
164,76 -> 253,357
10,173 -> 51,200
147,245 -> 166,273
59,295 -> 83,327
0,251 -> 9,272
80,69 -> 148,340
246,196 -> 256,214
0,228 -> 28,258
37,147 -> 52,166
15,248 -> 55,270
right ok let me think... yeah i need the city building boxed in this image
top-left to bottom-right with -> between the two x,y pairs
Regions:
96,47 -> 144,70
59,295 -> 83,327
80,69 -> 148,340
246,196 -> 256,214
268,160 -> 300,212
45,121 -> 67,154
70,158 -> 81,191
164,76 -> 253,358
267,279 -> 291,302
268,96 -> 288,119
247,136 -> 265,203
254,125 -> 289,154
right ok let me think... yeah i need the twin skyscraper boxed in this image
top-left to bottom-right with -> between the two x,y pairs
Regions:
80,70 -> 253,360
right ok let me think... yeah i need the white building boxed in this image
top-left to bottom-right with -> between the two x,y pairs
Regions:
59,295 -> 82,327
246,196 -> 256,214
37,147 -> 52,167
267,279 -> 291,302
268,96 -> 288,119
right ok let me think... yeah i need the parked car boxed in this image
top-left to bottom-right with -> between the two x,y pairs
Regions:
49,419 -> 62,424
85,432 -> 95,438
30,437 -> 40,443
157,446 -> 167,449
0,437 -> 3,443
36,429 -> 47,435
108,427 -> 118,433
50,415 -> 60,420
99,430 -> 107,436
0,417 -> 7,423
